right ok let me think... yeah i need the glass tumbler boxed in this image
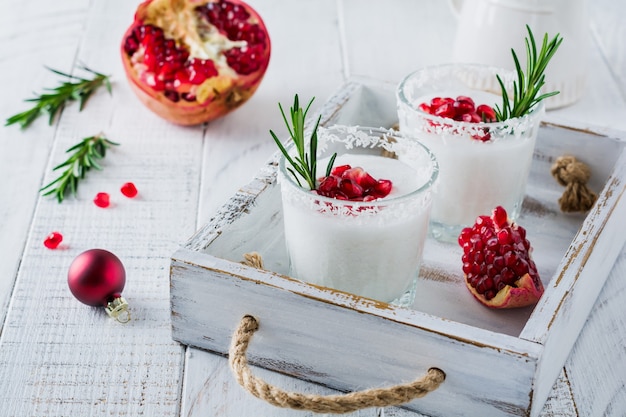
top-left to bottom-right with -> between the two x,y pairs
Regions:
278,126 -> 438,307
397,64 -> 544,242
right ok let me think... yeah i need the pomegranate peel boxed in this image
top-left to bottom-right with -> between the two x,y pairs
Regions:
122,0 -> 271,125
465,272 -> 543,309
458,206 -> 544,309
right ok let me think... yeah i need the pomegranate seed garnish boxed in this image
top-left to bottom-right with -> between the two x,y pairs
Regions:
94,192 -> 110,208
44,231 -> 63,249
121,182 -> 138,198
419,95 -> 498,140
314,164 -> 393,202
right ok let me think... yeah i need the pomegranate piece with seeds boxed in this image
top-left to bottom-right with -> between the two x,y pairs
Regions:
458,206 -> 544,309
316,165 -> 393,201
121,0 -> 271,126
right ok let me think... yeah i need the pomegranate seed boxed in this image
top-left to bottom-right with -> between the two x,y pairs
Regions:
456,95 -> 475,107
339,179 -> 363,199
374,179 -> 392,197
477,104 -> 496,122
497,228 -> 513,245
331,164 -> 351,176
492,206 -> 508,228
431,97 -> 454,108
317,176 -> 339,196
121,182 -> 138,198
453,99 -> 474,115
418,103 -> 431,113
94,192 -> 110,208
164,90 -> 180,102
44,231 -> 63,249
504,251 -> 518,267
343,167 -> 377,190
124,35 -> 139,55
458,227 -> 473,245
433,102 -> 456,119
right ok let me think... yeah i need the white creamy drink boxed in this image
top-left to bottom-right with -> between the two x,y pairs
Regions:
280,152 -> 434,305
398,90 -> 542,240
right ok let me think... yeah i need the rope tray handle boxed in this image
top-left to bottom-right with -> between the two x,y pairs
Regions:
228,315 -> 446,414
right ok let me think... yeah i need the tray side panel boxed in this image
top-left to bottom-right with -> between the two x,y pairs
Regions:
170,251 -> 541,417
523,149 -> 626,417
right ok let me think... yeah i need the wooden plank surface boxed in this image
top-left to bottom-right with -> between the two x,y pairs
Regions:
0,0 -> 88,328
0,0 -> 625,416
0,0 -> 195,415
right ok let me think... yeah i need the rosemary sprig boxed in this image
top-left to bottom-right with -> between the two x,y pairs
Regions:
40,133 -> 119,203
270,95 -> 336,190
494,25 -> 563,121
5,66 -> 112,129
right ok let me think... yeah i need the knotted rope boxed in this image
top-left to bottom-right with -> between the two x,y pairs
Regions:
228,315 -> 446,414
550,155 -> 597,212
240,251 -> 264,269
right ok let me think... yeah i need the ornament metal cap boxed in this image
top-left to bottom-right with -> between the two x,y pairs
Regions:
105,296 -> 130,323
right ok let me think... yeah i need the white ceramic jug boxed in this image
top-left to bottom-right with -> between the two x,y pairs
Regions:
450,0 -> 588,109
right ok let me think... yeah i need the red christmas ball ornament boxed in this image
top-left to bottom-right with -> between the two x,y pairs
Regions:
68,249 -> 130,323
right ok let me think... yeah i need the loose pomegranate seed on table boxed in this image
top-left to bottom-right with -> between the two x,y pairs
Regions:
43,231 -> 63,249
94,192 -> 110,208
121,182 -> 138,198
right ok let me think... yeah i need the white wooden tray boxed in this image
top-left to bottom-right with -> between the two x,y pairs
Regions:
170,80 -> 626,417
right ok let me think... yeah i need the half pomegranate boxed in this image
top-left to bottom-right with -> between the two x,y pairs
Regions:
121,0 -> 271,125
458,206 -> 544,309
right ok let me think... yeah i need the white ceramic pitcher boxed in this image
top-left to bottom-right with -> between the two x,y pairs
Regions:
450,0 -> 588,109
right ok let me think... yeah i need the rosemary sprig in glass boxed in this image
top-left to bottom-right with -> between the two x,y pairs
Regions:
5,66 -> 112,129
494,25 -> 563,121
270,95 -> 336,190
40,133 -> 119,203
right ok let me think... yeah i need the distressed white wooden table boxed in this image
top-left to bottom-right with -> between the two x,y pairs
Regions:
0,1 -> 625,416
